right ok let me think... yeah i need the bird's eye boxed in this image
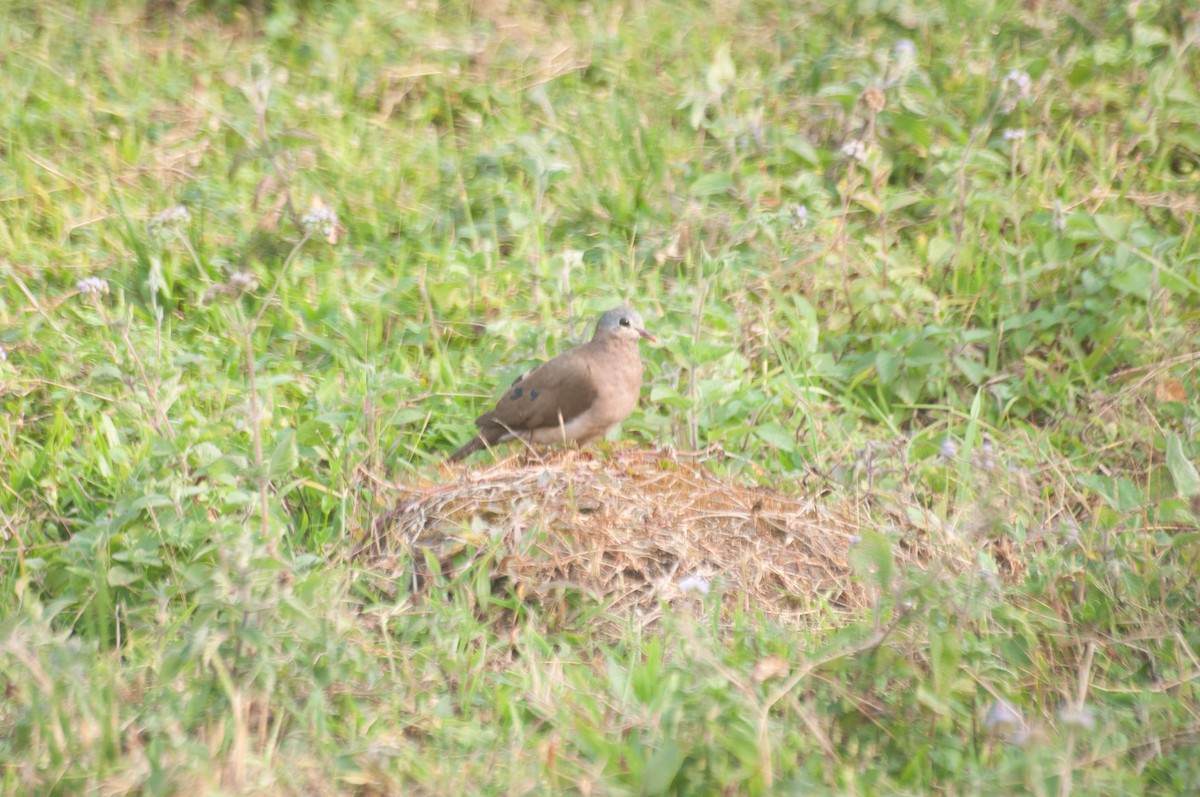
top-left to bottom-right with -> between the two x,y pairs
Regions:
619,318 -> 630,326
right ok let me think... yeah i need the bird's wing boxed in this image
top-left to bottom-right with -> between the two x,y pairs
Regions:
478,346 -> 599,436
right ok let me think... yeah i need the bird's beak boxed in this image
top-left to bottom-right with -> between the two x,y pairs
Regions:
638,329 -> 657,343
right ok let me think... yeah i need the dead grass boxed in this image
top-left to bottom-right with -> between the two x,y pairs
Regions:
358,449 -> 922,625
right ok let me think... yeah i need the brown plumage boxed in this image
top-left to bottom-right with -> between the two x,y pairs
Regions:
448,307 -> 655,462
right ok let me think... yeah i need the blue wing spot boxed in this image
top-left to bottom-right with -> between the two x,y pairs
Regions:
529,389 -> 539,401
510,387 -> 523,400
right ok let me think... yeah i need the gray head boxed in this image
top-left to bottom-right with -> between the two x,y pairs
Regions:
593,306 -> 655,343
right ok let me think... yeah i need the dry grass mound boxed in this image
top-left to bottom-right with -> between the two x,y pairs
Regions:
361,450 -> 876,624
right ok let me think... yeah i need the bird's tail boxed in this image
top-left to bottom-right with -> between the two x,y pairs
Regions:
447,435 -> 486,463
448,415 -> 510,463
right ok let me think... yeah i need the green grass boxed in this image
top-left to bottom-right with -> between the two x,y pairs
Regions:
2,0 -> 1200,793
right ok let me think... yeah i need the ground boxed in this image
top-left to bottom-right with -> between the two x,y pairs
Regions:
1,1 -> 1199,794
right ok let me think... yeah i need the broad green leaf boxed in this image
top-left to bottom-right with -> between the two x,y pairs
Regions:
649,385 -> 690,407
927,236 -> 957,266
1159,263 -> 1200,297
1166,435 -> 1200,497
1093,214 -> 1129,241
883,192 -> 923,212
755,421 -> 796,452
1132,23 -> 1170,48
953,355 -> 986,385
1077,474 -> 1145,512
1158,498 -> 1198,526
643,739 -> 684,795
690,171 -> 734,197
705,42 -> 736,95
1110,257 -> 1153,299
107,565 -> 140,587
130,494 -> 175,511
268,429 -> 299,479
788,295 -> 820,354
875,350 -> 902,384
849,530 -> 894,591
916,684 -> 953,717
784,135 -> 820,166
929,626 -> 961,699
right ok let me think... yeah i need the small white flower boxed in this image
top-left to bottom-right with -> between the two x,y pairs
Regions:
1002,70 -> 1033,112
1052,198 -> 1066,232
300,204 -> 340,238
848,534 -> 862,547
0,344 -> 6,361
559,249 -> 585,270
791,203 -> 809,228
978,438 -> 997,470
841,140 -> 868,163
985,698 -> 1022,729
939,438 -> 958,459
76,277 -> 110,296
1005,70 -> 1032,93
679,574 -> 710,596
977,569 -> 1001,591
985,698 -> 1028,744
1058,704 -> 1096,731
1009,725 -> 1033,746
153,205 -> 190,226
894,39 -> 917,62
1003,128 -> 1027,142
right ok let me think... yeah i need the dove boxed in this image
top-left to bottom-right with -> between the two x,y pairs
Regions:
449,307 -> 654,462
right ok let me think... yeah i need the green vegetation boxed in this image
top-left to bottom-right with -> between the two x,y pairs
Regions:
2,0 -> 1199,793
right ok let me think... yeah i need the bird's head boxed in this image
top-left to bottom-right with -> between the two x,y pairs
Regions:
595,307 -> 656,344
